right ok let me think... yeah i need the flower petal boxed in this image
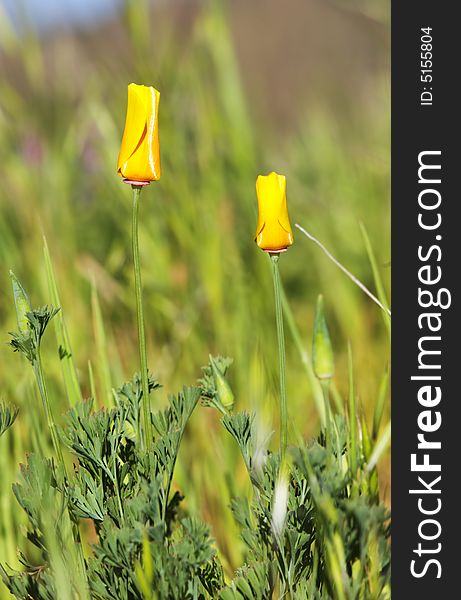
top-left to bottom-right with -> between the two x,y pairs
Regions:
117,84 -> 149,176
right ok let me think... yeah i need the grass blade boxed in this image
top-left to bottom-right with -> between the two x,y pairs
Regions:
91,281 -> 113,407
295,223 -> 391,320
367,421 -> 391,473
279,281 -> 326,427
372,365 -> 389,440
359,221 -> 391,337
43,237 -> 82,406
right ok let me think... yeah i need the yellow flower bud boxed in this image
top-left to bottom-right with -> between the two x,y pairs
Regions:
117,83 -> 161,183
255,172 -> 294,252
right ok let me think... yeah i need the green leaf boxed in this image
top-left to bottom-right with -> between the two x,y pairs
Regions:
222,412 -> 255,477
43,236 -> 82,406
220,563 -> 269,600
359,221 -> 391,337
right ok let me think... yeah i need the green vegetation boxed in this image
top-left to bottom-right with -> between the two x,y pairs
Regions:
0,1 -> 390,597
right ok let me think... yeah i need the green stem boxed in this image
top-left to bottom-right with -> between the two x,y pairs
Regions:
320,380 -> 332,451
347,344 -> 358,477
33,350 -> 64,467
271,254 -> 288,460
108,466 -> 125,526
321,379 -> 342,460
132,186 -> 153,451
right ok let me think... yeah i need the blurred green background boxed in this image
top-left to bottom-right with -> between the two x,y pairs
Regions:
0,0 -> 389,586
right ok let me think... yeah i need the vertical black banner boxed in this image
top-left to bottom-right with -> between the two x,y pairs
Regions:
393,2 -> 459,597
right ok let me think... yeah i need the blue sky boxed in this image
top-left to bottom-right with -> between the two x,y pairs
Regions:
1,0 -> 124,33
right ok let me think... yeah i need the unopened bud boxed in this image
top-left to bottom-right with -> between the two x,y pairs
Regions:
10,271 -> 31,335
210,356 -> 234,411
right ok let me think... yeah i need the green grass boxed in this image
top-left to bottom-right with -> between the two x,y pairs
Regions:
0,1 -> 390,596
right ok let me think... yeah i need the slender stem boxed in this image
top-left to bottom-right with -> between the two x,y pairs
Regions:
270,254 -> 288,460
34,350 -> 64,467
163,428 -> 187,520
321,379 -> 342,460
132,186 -> 153,451
320,380 -> 332,451
109,467 -> 125,526
347,344 -> 358,476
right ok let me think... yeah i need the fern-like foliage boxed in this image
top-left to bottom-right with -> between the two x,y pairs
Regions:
1,370 -> 223,600
222,412 -> 255,479
0,401 -> 18,437
2,346 -> 390,600
220,410 -> 390,598
219,562 -> 271,600
9,306 -> 60,364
